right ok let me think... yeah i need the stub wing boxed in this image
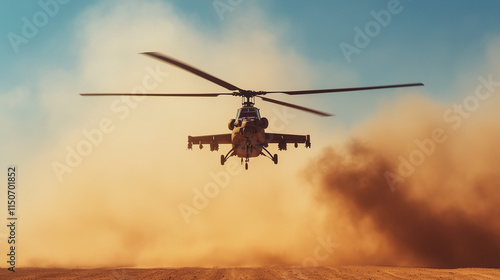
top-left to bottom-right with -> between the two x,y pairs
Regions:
187,133 -> 232,151
265,133 -> 309,143
188,134 -> 232,144
265,133 -> 311,150
266,133 -> 311,151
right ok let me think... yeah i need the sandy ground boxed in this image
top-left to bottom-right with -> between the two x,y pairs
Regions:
2,266 -> 500,279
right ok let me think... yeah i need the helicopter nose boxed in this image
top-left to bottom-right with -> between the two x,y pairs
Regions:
241,124 -> 256,135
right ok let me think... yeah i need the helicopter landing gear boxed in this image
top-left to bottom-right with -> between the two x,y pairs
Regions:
220,147 -> 236,166
243,157 -> 250,170
258,145 -> 279,165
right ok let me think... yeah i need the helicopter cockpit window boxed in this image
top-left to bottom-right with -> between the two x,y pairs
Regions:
236,107 -> 261,119
255,109 -> 261,119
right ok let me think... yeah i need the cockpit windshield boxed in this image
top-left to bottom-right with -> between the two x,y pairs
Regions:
236,107 -> 260,119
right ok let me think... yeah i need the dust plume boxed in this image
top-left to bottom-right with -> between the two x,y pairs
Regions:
17,0 -> 326,268
306,94 -> 500,268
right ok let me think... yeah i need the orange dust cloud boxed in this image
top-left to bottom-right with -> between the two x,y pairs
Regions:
306,93 -> 500,268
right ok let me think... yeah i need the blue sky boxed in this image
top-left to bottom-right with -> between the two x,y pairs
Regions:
2,0 -> 500,91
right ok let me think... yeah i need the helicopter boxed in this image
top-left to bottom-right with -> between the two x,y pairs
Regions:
81,52 -> 423,170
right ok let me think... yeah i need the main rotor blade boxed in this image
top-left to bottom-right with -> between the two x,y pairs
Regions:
266,83 -> 424,95
80,93 -> 232,97
141,52 -> 242,91
258,96 -> 333,117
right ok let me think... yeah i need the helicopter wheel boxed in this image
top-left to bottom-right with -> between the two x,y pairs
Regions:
245,162 -> 248,170
220,155 -> 225,165
273,154 -> 278,164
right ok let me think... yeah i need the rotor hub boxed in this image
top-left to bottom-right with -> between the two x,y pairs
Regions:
233,90 -> 266,106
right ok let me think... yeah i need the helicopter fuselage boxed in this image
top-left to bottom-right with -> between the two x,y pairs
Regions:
231,117 -> 266,158
228,106 -> 268,158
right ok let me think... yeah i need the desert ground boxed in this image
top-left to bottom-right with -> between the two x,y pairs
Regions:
2,266 -> 500,280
